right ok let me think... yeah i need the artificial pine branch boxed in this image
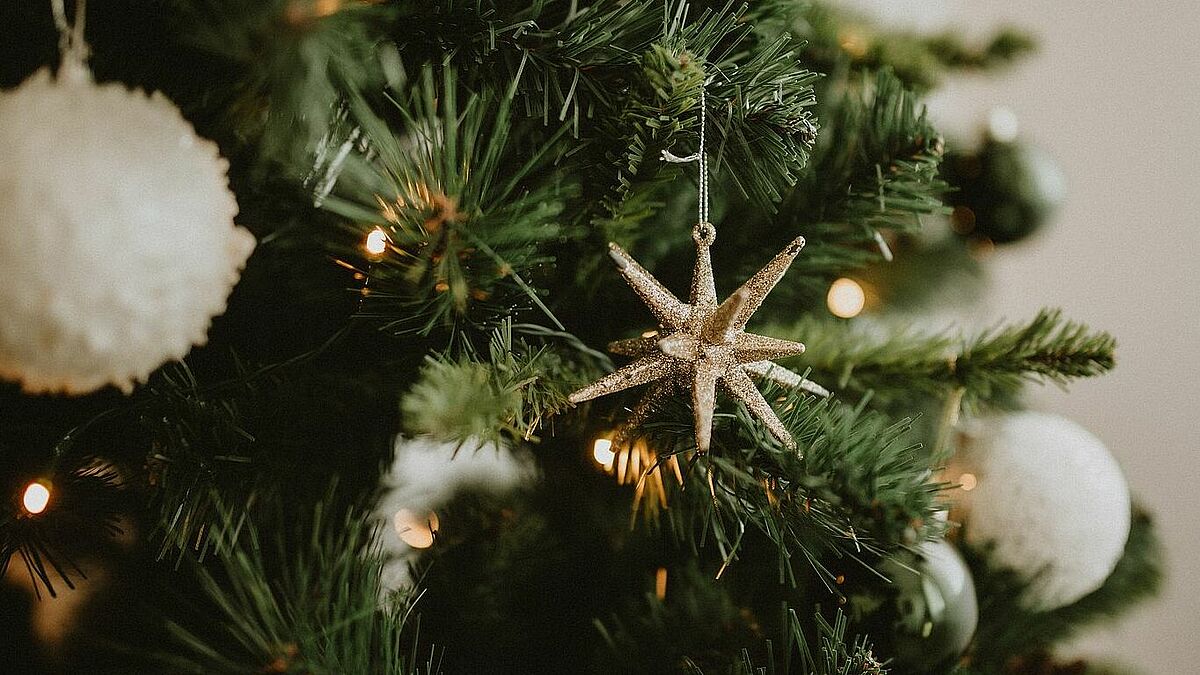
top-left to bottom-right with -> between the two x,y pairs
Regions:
796,3 -> 1036,91
636,385 -> 943,586
789,308 -> 1115,407
161,495 -> 437,674
172,0 -> 398,166
711,68 -> 947,310
325,67 -> 577,335
0,455 -> 125,598
790,67 -> 947,248
401,322 -> 599,445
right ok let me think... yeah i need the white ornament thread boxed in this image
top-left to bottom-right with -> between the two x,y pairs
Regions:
659,82 -> 829,401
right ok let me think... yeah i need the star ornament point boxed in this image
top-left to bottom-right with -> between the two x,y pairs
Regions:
570,226 -> 810,453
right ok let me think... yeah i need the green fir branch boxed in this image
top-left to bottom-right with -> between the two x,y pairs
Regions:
400,322 -> 595,445
161,496 -> 438,674
716,68 -> 946,308
792,308 -> 1116,407
635,386 -> 943,588
793,68 -> 947,245
325,67 -> 578,335
0,456 -> 125,599
792,609 -> 888,675
178,0 -> 397,165
137,364 -> 261,563
795,3 -> 1036,91
596,564 -> 886,675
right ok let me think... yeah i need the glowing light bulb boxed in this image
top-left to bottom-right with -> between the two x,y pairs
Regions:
827,278 -> 866,318
655,567 -> 668,600
22,482 -> 50,515
394,508 -> 439,549
958,472 -> 978,491
364,227 -> 389,255
592,438 -> 615,467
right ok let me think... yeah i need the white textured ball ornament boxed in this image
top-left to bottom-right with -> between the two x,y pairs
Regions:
955,412 -> 1130,611
0,65 -> 255,394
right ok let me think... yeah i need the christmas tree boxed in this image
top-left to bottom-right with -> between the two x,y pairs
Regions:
0,1 -> 1161,673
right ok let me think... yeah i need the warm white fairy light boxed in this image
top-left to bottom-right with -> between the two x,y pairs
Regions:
22,481 -> 51,515
592,438 -> 616,468
958,472 -> 978,491
394,508 -> 439,549
365,227 -> 389,255
655,567 -> 668,600
827,278 -> 866,318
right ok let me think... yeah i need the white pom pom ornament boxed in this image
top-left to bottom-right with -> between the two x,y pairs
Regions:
375,436 -> 534,592
0,63 -> 255,394
952,412 -> 1130,611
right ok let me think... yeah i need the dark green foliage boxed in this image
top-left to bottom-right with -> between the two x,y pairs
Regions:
137,364 -> 260,563
162,497 -> 437,674
629,386 -> 944,590
803,69 -> 948,234
400,322 -> 596,445
942,138 -> 1064,245
324,68 -> 577,335
594,560 -> 765,673
716,68 -> 949,311
793,610 -> 888,675
171,0 -> 398,168
599,590 -> 887,675
0,453 -> 125,598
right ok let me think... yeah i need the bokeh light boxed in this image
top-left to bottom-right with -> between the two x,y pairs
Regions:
827,278 -> 866,318
364,227 -> 389,255
22,481 -> 50,515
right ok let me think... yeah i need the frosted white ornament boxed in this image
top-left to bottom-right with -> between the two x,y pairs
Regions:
0,63 -> 255,394
954,412 -> 1130,611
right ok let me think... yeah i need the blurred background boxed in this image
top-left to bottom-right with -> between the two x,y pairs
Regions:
843,0 -> 1200,670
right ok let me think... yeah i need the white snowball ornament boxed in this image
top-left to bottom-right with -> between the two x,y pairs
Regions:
375,436 -> 534,593
953,412 -> 1130,611
0,61 -> 255,394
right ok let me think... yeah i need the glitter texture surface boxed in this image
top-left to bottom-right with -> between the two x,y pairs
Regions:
569,224 -> 813,452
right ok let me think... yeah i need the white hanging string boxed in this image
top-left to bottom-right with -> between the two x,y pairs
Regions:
50,0 -> 86,58
661,87 -> 709,226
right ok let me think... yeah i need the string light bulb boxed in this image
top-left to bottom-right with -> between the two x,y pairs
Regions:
364,227 -> 389,256
958,472 -> 978,491
827,278 -> 866,318
22,481 -> 51,515
592,438 -> 615,468
394,508 -> 439,549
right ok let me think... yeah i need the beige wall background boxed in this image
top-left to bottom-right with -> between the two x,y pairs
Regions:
845,1 -> 1200,669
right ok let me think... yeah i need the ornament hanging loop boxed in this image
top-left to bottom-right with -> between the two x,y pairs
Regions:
50,0 -> 90,79
660,85 -> 711,233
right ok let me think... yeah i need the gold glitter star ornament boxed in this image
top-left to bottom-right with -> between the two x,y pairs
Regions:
569,223 -> 812,453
